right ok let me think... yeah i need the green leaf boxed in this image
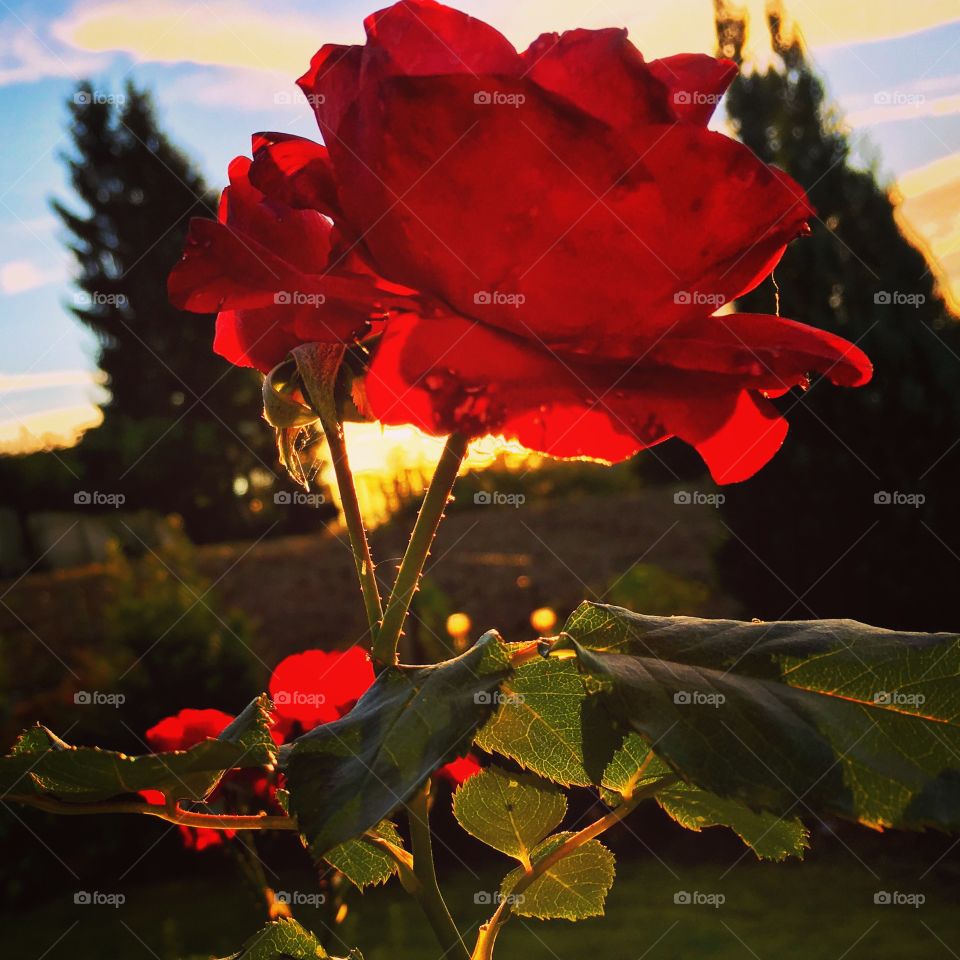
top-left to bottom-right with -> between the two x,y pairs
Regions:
502,833 -> 615,921
600,731 -> 673,801
657,784 -> 808,861
597,730 -> 807,860
563,602 -> 960,831
475,657 -> 620,787
453,766 -> 566,864
1,695 -> 276,804
324,821 -> 405,889
217,918 -> 360,959
286,632 -> 511,859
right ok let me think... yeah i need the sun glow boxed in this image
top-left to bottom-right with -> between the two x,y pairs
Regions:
317,423 -> 541,527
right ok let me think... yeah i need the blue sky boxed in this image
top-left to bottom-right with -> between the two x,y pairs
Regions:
1,0 -> 958,448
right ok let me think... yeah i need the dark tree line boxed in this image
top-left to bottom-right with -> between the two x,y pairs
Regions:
1,81 -> 329,551
713,3 -> 960,630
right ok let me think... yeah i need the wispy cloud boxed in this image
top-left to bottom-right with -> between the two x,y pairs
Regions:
49,0 -> 960,75
53,0 -> 359,73
0,258 -> 63,295
0,23 -> 106,85
841,74 -> 960,128
0,369 -> 107,394
894,151 -> 960,306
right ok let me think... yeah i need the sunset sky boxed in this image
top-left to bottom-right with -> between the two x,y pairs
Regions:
1,0 -> 958,449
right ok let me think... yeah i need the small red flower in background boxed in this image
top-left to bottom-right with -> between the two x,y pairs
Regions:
168,0 -> 872,484
269,647 -> 483,784
142,649 -> 481,850
141,708 -> 239,849
270,646 -> 375,731
434,754 -> 483,786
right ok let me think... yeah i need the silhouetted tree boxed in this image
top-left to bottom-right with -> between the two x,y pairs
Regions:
715,2 -> 960,630
49,80 -> 328,541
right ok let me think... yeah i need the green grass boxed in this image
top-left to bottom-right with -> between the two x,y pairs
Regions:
3,853 -> 954,959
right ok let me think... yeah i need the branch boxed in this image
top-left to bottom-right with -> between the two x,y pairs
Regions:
374,432 -> 468,667
471,777 -> 677,959
12,795 -> 300,831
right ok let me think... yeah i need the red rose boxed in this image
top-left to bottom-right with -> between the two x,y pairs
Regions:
296,0 -> 871,482
142,708 -> 239,848
269,646 -> 483,783
270,646 -> 376,730
167,135 -> 415,374
434,754 -> 483,786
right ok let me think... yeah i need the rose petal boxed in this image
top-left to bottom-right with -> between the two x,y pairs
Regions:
145,708 -> 235,752
269,647 -> 375,729
364,0 -> 520,77
647,54 -> 738,124
523,28 -> 673,129
325,73 -> 812,357
366,312 -> 802,483
249,132 -> 340,216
